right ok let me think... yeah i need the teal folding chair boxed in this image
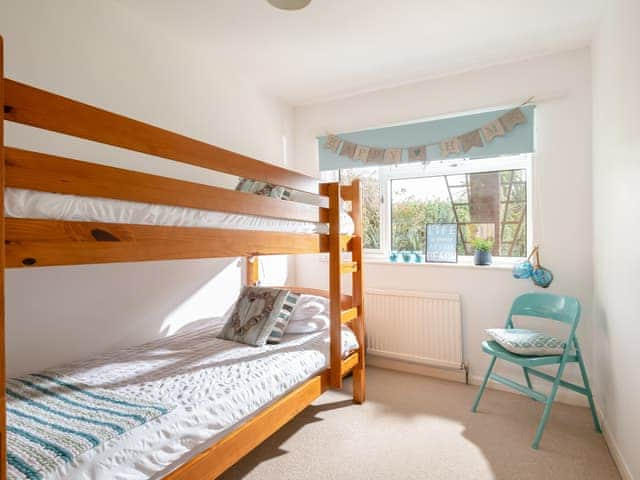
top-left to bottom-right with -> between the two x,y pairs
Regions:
471,293 -> 601,449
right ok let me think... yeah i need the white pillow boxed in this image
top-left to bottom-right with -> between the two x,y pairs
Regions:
285,294 -> 330,333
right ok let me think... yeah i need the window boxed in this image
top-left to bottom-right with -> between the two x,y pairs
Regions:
322,166 -> 382,250
322,154 -> 531,259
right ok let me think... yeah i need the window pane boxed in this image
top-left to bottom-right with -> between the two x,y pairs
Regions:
391,176 -> 455,251
391,168 -> 527,257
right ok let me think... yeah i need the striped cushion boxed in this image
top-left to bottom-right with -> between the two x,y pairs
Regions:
218,287 -> 290,346
268,292 -> 300,344
235,178 -> 292,200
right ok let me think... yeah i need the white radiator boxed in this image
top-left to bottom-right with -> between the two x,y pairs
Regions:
365,289 -> 463,370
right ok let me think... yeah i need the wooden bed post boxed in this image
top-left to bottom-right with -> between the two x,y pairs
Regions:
328,182 -> 343,389
246,256 -> 259,286
350,179 -> 366,404
0,34 -> 7,480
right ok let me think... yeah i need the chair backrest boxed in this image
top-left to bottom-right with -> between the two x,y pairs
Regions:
507,293 -> 581,328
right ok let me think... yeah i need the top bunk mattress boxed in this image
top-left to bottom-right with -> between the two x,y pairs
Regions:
7,318 -> 358,480
4,188 -> 355,236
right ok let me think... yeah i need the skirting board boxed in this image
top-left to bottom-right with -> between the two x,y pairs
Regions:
369,354 -> 588,407
596,406 -> 633,480
367,354 -> 468,384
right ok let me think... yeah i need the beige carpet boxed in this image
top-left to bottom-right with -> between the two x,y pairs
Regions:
220,367 -> 619,480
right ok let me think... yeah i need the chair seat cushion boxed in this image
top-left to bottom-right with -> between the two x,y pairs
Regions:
485,328 -> 565,356
481,341 -> 570,367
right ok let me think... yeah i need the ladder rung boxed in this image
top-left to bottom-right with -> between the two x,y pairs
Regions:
341,352 -> 359,375
341,307 -> 358,324
341,261 -> 358,274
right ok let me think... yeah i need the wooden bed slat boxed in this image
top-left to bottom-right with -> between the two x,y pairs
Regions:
4,147 -> 327,223
3,79 -> 318,194
5,219 -> 329,267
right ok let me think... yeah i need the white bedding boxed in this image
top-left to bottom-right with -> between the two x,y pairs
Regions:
4,188 -> 355,235
35,318 -> 358,480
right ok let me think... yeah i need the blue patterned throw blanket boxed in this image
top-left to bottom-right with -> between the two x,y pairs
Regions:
6,373 -> 173,480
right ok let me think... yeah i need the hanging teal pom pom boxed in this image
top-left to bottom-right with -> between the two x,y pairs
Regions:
532,267 -> 554,288
512,260 -> 534,279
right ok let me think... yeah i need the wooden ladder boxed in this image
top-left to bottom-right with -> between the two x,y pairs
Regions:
328,181 -> 365,404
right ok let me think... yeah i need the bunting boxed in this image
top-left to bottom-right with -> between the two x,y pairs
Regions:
323,104 -> 530,165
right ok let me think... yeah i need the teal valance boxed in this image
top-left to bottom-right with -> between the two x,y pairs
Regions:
318,105 -> 535,171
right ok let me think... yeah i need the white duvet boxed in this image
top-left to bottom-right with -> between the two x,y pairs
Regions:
4,188 -> 355,235
37,318 -> 357,480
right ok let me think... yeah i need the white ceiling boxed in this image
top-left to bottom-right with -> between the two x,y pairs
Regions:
118,0 -> 604,106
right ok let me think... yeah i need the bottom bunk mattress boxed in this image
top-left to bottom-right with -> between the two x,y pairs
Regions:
7,318 -> 358,480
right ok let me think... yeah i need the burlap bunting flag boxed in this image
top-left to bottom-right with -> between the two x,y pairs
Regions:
440,138 -> 461,157
499,107 -> 527,132
339,141 -> 357,158
480,119 -> 505,143
367,148 -> 385,163
407,145 -> 427,162
324,134 -> 341,152
353,145 -> 370,162
459,129 -> 483,153
383,148 -> 403,164
330,103 -> 529,165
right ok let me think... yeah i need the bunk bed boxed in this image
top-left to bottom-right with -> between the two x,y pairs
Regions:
0,37 -> 365,479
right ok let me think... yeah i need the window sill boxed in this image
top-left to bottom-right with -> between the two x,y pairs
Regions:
363,255 -> 520,270
317,253 -> 522,271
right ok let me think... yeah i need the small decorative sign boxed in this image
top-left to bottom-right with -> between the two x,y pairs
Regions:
353,145 -> 370,162
425,223 -> 458,263
407,145 -> 427,162
383,147 -> 402,164
367,147 -> 385,163
439,137 -> 461,157
324,134 -> 342,152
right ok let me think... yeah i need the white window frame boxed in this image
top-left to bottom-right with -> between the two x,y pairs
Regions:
373,153 -> 532,259
324,153 -> 533,261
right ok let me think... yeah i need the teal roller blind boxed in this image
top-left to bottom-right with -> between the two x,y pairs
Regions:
318,105 -> 534,171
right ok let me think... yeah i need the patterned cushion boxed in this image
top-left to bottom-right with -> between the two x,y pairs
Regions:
267,292 -> 300,344
235,178 -> 292,200
485,328 -> 566,356
218,287 -> 290,346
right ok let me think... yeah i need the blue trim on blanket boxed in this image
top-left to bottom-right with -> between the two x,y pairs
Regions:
8,407 -> 100,447
6,388 -> 125,434
16,378 -> 148,424
7,425 -> 72,462
7,452 -> 42,480
33,374 -> 168,415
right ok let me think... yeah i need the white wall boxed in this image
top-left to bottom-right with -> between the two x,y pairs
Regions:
592,0 -> 640,477
0,0 -> 295,376
293,49 -> 594,404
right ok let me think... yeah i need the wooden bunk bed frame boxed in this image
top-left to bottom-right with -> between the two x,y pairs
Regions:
0,37 -> 365,479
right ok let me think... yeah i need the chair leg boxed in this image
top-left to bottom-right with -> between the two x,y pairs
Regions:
531,360 -> 568,449
523,367 -> 533,390
472,356 -> 497,412
577,351 -> 602,433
